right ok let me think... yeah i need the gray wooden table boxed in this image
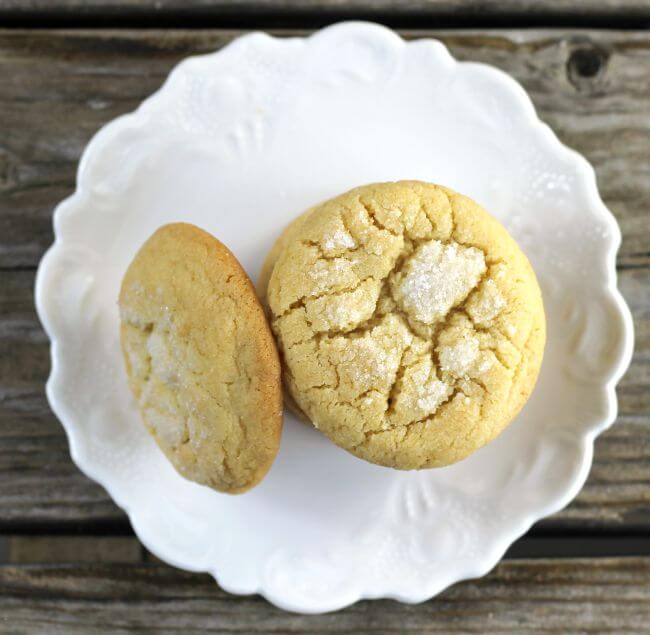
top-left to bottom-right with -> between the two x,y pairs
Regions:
1,2 -> 649,632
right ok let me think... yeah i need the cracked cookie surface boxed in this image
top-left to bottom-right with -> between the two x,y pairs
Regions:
264,181 -> 545,469
119,223 -> 282,493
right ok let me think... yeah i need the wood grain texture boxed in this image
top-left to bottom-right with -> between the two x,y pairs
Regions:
3,536 -> 143,564
0,29 -> 648,530
2,29 -> 650,268
0,558 -> 648,633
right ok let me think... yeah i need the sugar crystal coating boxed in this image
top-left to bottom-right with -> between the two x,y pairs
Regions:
392,240 -> 486,325
438,331 -> 480,377
120,223 -> 282,494
323,228 -> 356,252
468,278 -> 506,326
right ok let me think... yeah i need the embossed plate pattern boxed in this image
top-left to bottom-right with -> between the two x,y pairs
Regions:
35,23 -> 634,613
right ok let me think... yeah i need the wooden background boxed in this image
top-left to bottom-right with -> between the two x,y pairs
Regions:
1,1 -> 649,632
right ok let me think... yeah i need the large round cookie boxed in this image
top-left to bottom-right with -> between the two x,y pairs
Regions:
265,181 -> 545,469
119,223 -> 282,493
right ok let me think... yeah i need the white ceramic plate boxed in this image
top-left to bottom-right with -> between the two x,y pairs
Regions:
35,22 -> 633,613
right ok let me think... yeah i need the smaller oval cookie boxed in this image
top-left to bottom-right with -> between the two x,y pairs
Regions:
119,223 -> 282,494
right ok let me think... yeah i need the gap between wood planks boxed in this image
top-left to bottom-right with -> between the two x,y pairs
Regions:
1,2 -> 650,30
0,534 -> 649,565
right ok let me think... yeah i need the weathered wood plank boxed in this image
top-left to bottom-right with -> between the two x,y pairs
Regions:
0,558 -> 648,633
1,267 -> 648,528
1,29 -> 648,529
1,29 -> 649,269
3,536 -> 143,564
